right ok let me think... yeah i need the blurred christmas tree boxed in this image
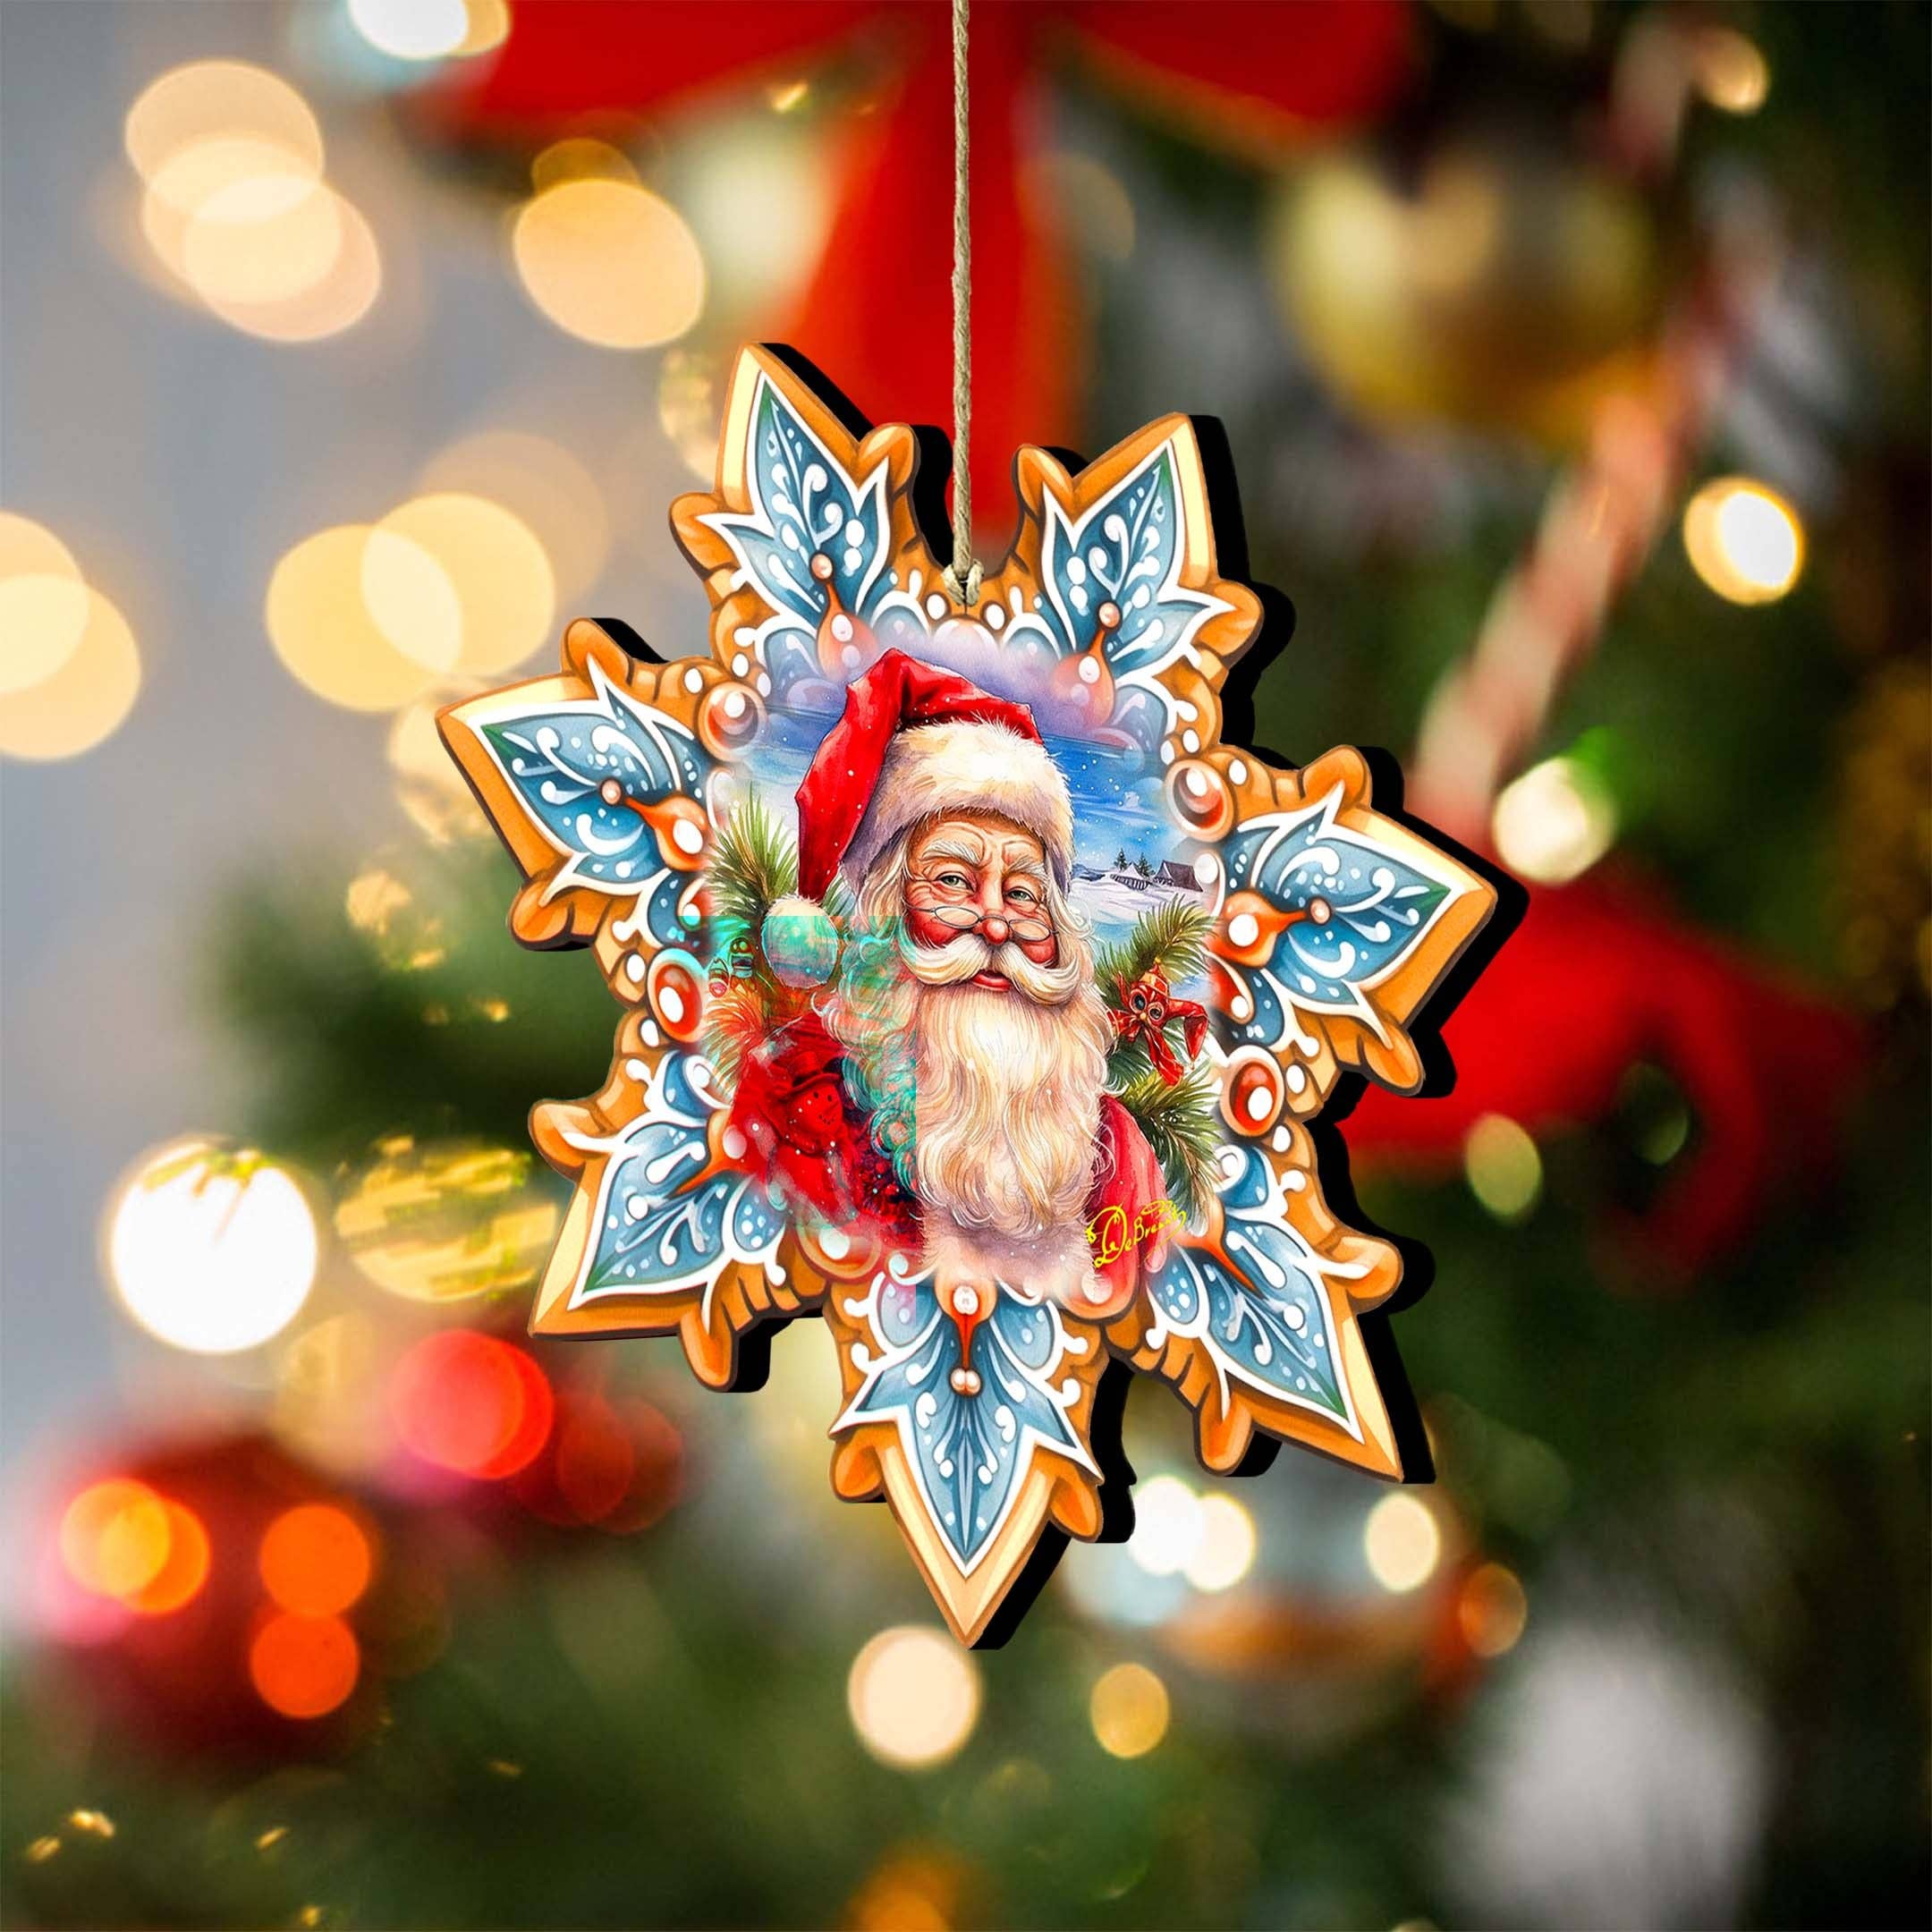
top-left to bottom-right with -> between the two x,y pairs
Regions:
4,4 -> 1928,1929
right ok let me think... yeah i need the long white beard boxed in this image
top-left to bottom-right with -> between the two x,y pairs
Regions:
909,980 -> 1112,1239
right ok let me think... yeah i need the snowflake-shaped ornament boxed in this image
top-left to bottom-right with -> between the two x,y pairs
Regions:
441,347 -> 1500,1644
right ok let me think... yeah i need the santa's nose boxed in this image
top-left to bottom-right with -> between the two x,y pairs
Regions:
980,915 -> 1009,944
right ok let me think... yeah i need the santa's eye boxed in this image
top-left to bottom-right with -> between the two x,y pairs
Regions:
935,869 -> 971,892
1007,884 -> 1038,906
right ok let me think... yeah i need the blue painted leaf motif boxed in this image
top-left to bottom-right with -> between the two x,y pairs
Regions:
1220,788 -> 1458,1048
477,662 -> 710,900
1019,440 -> 1231,689
835,1277 -> 1096,1572
572,1053 -> 782,1304
700,373 -> 896,690
1145,1146 -> 1361,1431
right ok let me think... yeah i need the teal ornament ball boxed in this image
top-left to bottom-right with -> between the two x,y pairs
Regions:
761,894 -> 841,988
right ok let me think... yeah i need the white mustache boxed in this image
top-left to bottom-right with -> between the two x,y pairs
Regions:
897,928 -> 1084,1006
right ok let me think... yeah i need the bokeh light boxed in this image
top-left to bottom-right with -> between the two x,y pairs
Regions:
416,429 -> 609,603
196,193 -> 381,343
1125,1473 -> 1204,1578
1491,755 -> 1617,886
1362,1493 -> 1444,1594
512,179 -> 706,349
60,1479 -> 171,1600
1459,1561 -> 1530,1657
1693,30 -> 1770,114
259,1504 -> 374,1617
0,573 -> 91,699
250,1610 -> 360,1718
370,493 -> 555,676
657,350 -> 724,479
267,525 -> 457,710
1089,1662 -> 1171,1758
347,0 -> 470,63
1463,1114 -> 1545,1222
106,1140 -> 318,1355
123,1500 -> 212,1615
847,1627 -> 981,1769
0,583 -> 141,760
387,701 -> 491,845
1682,477 -> 1804,606
335,1140 -> 560,1302
123,60 -> 323,183
1184,1494 -> 1258,1593
390,1331 -> 554,1479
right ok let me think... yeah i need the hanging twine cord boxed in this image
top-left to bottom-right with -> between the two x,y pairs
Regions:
939,0 -> 983,606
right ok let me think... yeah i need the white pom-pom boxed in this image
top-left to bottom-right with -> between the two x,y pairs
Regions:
761,894 -> 841,988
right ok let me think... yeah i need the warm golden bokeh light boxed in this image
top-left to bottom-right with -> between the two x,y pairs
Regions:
0,584 -> 141,760
1462,1113 -> 1545,1222
0,574 -> 91,698
658,350 -> 724,480
199,193 -> 382,343
1089,1662 -> 1171,1758
1458,1561 -> 1530,1657
348,0 -> 470,62
417,430 -> 609,603
512,180 -> 706,350
373,494 -> 555,676
336,1139 -> 560,1301
387,700 -> 491,845
260,1504 -> 374,1618
124,60 -> 324,184
106,1140 -> 318,1355
1682,477 -> 1805,606
847,1628 -> 982,1769
1363,1493 -> 1444,1594
455,0 -> 513,56
250,1610 -> 361,1719
1491,755 -> 1617,885
1693,29 -> 1770,114
0,510 -> 81,581
182,170 -> 344,309
1184,1494 -> 1258,1593
123,1501 -> 211,1615
267,525 -> 455,711
60,1479 -> 172,1601
531,138 -> 640,193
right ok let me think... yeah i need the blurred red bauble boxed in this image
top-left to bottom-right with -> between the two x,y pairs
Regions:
36,1433 -> 411,1760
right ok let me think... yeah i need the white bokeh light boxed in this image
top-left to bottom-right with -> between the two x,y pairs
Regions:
106,1139 -> 318,1354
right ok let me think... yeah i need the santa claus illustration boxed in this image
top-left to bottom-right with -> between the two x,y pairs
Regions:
724,650 -> 1172,1330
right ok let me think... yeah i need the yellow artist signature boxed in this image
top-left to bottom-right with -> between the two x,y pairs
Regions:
1085,1199 -> 1185,1267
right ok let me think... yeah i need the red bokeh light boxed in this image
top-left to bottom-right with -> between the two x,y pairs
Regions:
259,1503 -> 374,1617
390,1331 -> 554,1479
249,1609 -> 360,1719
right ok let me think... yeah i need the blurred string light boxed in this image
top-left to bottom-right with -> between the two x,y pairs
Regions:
1692,29 -> 1770,114
1491,755 -> 1617,885
390,1330 -> 554,1479
368,494 -> 555,676
250,1607 -> 360,1718
1463,1114 -> 1545,1222
335,1138 -> 559,1302
258,1504 -> 374,1618
106,1140 -> 319,1355
346,0 -> 470,62
1362,1493 -> 1444,1594
0,513 -> 142,759
1089,1662 -> 1171,1758
59,1479 -> 210,1616
123,59 -> 379,341
267,488 -> 555,709
1123,1474 -> 1258,1593
847,1627 -> 981,1769
1682,476 -> 1804,606
1458,1561 -> 1530,1658
513,140 -> 705,349
416,429 -> 609,603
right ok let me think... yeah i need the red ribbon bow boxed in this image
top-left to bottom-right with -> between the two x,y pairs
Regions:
1110,962 -> 1208,1086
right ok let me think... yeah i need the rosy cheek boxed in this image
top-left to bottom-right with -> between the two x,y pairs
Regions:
905,905 -> 957,950
1016,929 -> 1058,966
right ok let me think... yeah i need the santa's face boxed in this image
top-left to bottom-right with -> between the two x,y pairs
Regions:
902,812 -> 1059,994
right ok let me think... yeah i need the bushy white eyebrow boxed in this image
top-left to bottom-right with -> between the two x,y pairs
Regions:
915,832 -> 993,868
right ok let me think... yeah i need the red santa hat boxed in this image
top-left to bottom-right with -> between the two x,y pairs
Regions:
761,650 -> 1074,987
